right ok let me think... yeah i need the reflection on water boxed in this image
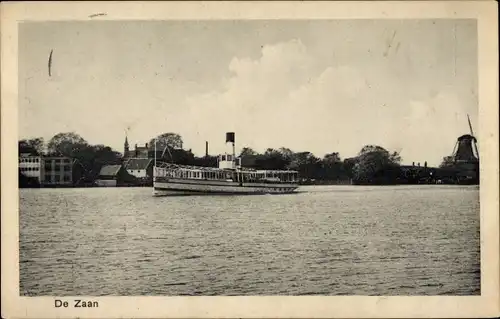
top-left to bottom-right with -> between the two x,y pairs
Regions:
19,185 -> 480,296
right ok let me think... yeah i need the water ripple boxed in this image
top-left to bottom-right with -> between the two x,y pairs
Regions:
19,185 -> 480,296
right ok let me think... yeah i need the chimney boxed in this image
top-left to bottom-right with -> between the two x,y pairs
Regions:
205,141 -> 209,157
226,132 -> 235,144
226,132 -> 235,158
145,143 -> 148,148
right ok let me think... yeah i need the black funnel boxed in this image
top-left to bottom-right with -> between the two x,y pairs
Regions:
226,132 -> 235,143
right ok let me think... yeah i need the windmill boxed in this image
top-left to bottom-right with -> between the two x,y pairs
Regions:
448,114 -> 479,184
451,114 -> 479,163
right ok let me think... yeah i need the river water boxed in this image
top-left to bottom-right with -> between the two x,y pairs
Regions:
19,185 -> 480,296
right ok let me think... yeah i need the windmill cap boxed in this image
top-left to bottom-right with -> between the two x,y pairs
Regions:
458,134 -> 477,142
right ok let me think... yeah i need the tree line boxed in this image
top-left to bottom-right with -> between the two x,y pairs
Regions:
19,131 -> 456,185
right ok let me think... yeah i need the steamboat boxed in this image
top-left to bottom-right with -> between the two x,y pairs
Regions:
153,132 -> 299,196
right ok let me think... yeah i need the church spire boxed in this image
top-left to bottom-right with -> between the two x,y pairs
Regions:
124,134 -> 130,155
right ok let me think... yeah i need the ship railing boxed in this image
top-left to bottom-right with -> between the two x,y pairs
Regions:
154,162 -> 221,171
154,161 -> 299,174
154,162 -> 299,182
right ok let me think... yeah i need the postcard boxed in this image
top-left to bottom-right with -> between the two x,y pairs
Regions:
1,1 -> 499,318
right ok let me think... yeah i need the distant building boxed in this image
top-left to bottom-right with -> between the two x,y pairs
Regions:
124,158 -> 154,185
19,154 -> 79,186
123,136 -> 149,160
42,157 -> 75,186
95,164 -> 136,187
19,154 -> 42,181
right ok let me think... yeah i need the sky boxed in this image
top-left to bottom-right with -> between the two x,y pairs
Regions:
19,19 -> 478,166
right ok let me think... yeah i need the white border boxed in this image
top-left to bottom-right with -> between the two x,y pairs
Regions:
1,1 -> 499,318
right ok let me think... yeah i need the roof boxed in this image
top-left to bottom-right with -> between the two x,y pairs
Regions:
458,134 -> 476,142
125,158 -> 153,170
99,165 -> 122,176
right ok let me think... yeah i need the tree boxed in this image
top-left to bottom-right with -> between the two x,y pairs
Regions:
240,147 -> 257,157
148,133 -> 183,152
287,151 -> 321,179
323,152 -> 341,165
19,137 -> 44,155
92,145 -> 122,164
440,156 -> 455,168
46,133 -> 122,183
343,157 -> 358,179
256,148 -> 290,170
47,132 -> 88,157
321,152 -> 344,181
352,145 -> 401,185
278,147 -> 294,160
192,155 -> 218,168
389,151 -> 402,165
65,144 -> 122,182
358,145 -> 388,156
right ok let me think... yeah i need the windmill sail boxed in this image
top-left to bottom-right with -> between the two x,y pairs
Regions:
467,114 -> 474,137
467,114 -> 479,160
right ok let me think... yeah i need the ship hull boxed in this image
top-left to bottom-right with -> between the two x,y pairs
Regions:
153,178 -> 298,196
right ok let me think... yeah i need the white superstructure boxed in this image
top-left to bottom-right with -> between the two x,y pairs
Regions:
152,132 -> 299,196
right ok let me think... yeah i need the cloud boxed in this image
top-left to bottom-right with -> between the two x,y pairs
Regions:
399,89 -> 476,165
20,27 -> 476,168
184,39 -> 368,156
181,38 -> 475,166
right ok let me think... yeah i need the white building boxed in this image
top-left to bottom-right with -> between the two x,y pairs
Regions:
124,158 -> 153,179
19,155 -> 74,185
19,154 -> 42,180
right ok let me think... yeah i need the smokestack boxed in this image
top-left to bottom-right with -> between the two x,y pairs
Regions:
226,132 -> 235,158
205,141 -> 209,157
226,132 -> 235,143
